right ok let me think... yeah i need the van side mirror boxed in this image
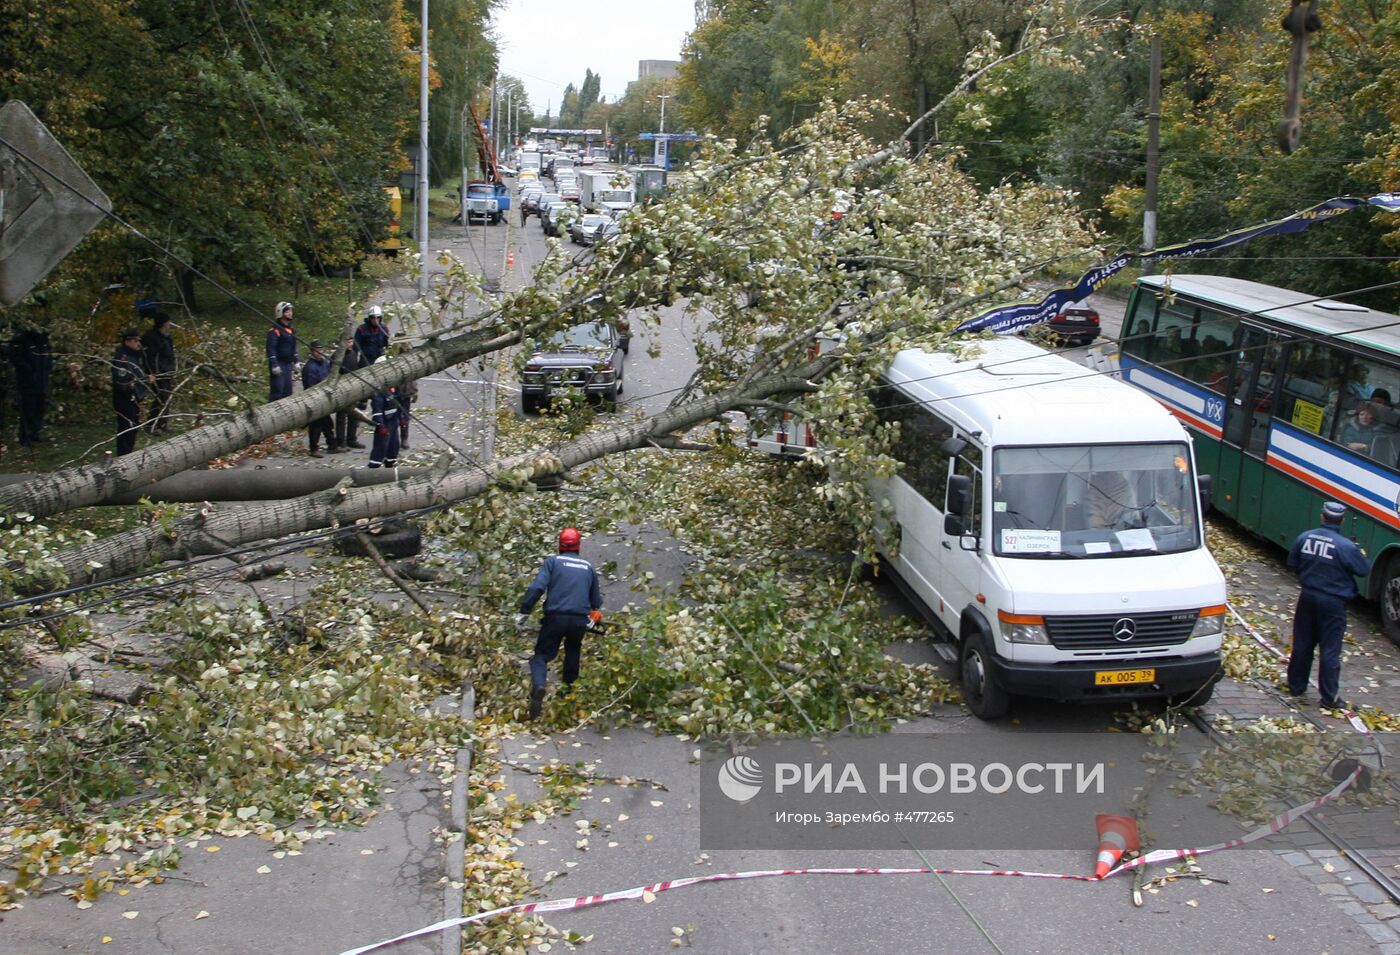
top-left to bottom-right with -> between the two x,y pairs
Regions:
945,473 -> 973,537
1197,474 -> 1213,514
939,436 -> 968,458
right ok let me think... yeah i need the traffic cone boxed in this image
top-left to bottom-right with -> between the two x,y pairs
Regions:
507,250 -> 515,267
1093,814 -> 1139,878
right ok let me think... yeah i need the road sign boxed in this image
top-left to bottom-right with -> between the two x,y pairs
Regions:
0,101 -> 111,306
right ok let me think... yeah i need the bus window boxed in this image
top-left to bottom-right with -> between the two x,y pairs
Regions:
1280,339 -> 1343,437
873,383 -> 955,505
1340,357 -> 1400,417
1149,301 -> 1198,374
1122,291 -> 1158,360
1180,308 -> 1239,395
1336,357 -> 1400,466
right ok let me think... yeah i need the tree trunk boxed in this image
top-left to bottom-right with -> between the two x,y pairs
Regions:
30,372 -> 819,593
0,467 -> 433,505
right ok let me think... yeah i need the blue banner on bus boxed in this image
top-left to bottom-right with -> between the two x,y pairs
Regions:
954,193 -> 1400,335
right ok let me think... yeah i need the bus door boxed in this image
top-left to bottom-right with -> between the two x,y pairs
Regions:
1219,328 -> 1288,526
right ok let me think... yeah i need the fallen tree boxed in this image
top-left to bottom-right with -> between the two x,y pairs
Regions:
4,40 -> 1111,599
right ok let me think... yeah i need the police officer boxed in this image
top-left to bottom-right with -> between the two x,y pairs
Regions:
301,340 -> 337,457
141,313 -> 177,432
266,301 -> 298,401
367,357 -> 400,468
1286,501 -> 1371,710
516,527 -> 603,718
355,306 -> 390,365
10,327 -> 53,446
111,329 -> 149,455
335,334 -> 367,450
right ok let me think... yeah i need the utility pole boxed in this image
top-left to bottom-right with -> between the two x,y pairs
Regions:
488,74 -> 497,168
1143,33 -> 1161,261
417,0 -> 430,299
505,88 -> 512,158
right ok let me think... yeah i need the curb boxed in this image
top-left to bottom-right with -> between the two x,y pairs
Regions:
443,681 -> 475,955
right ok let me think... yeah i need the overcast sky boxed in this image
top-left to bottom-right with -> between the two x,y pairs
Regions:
491,0 -> 695,117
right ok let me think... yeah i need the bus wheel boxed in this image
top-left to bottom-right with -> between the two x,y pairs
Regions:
960,633 -> 1009,720
1381,558 -> 1400,645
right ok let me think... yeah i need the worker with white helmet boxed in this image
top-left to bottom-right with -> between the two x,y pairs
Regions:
266,301 -> 298,401
355,305 -> 390,364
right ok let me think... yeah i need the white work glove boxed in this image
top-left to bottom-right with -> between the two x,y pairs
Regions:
294,362 -> 304,374
515,613 -> 528,628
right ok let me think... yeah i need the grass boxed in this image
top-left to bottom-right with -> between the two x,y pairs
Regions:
0,260 -> 409,497
195,268 -> 388,356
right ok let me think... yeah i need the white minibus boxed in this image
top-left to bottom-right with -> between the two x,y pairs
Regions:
756,337 -> 1227,718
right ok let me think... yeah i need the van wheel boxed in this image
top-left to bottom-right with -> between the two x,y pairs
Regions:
1380,555 -> 1400,645
960,633 -> 1010,720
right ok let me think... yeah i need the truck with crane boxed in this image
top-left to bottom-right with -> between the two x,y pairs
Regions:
461,103 -> 510,225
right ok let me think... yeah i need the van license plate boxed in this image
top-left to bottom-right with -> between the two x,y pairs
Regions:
1094,668 -> 1156,686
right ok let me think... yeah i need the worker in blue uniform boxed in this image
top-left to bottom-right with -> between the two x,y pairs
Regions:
367,357 -> 400,468
266,301 -> 298,401
516,527 -> 603,718
1286,501 -> 1371,710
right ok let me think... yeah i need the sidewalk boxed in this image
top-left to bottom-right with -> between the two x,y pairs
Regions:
1,210 -> 517,955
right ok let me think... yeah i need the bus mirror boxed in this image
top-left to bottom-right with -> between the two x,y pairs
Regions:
940,436 -> 968,458
1197,474 -> 1214,514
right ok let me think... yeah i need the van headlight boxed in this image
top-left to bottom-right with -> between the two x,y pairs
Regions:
1191,605 -> 1227,638
997,611 -> 1049,644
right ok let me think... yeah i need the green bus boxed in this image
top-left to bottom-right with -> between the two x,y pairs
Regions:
1114,273 -> 1400,641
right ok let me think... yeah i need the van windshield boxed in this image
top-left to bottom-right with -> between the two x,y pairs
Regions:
991,444 -> 1199,558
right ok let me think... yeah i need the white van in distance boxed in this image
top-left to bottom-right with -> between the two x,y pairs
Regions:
868,337 -> 1227,718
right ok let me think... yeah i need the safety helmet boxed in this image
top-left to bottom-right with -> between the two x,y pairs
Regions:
275,301 -> 293,320
367,305 -> 383,319
558,527 -> 581,552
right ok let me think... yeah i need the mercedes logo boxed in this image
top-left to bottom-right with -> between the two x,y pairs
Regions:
1112,617 -> 1137,642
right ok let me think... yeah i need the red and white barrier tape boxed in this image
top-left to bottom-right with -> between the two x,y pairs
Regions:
340,759 -> 1367,955
338,863 -> 1096,955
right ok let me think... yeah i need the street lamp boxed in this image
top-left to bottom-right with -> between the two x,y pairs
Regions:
655,94 -> 672,168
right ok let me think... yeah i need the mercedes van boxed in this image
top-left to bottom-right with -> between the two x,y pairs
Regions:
871,338 -> 1226,718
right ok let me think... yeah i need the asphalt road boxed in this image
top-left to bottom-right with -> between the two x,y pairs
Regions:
490,183 -> 1388,954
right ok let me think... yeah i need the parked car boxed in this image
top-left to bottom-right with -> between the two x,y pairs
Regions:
1043,305 -> 1102,347
594,219 -> 620,245
542,201 -> 576,237
519,321 -> 626,413
569,213 -> 612,245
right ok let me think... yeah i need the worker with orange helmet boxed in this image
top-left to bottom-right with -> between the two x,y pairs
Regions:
517,527 -> 603,719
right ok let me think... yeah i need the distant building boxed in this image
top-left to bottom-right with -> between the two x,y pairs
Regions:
638,60 -> 680,81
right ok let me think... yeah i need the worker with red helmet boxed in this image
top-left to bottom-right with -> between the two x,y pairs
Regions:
516,527 -> 603,719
